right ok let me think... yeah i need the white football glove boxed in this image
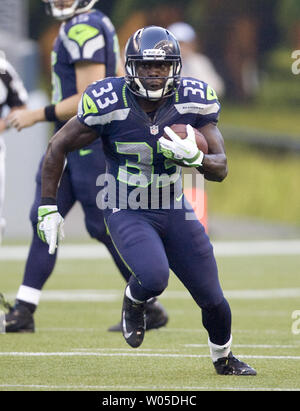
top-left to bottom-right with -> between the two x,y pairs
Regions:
159,124 -> 205,167
37,205 -> 64,255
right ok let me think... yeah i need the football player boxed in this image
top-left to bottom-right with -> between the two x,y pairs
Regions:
0,54 -> 28,244
4,1 -> 168,333
36,26 -> 257,376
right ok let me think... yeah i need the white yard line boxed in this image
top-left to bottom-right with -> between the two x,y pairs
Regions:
16,327 -> 286,335
1,239 -> 300,261
75,344 -> 300,351
1,350 -> 299,391
0,351 -> 300,360
184,344 -> 300,349
5,288 -> 300,302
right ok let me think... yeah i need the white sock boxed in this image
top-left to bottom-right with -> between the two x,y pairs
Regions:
16,285 -> 41,306
208,335 -> 232,362
125,285 -> 145,304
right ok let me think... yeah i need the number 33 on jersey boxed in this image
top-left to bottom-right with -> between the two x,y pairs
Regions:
77,76 -> 220,208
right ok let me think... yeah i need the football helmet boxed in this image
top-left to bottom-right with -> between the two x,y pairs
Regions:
125,26 -> 182,100
42,0 -> 99,20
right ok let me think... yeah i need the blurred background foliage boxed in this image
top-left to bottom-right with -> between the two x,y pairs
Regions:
26,0 -> 300,225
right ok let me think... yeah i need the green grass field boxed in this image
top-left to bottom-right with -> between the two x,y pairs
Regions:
1,248 -> 300,391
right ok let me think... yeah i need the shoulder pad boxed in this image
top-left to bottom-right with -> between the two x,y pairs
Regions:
67,24 -> 100,47
78,77 -> 130,126
60,13 -> 105,61
178,77 -> 219,102
175,77 -> 220,116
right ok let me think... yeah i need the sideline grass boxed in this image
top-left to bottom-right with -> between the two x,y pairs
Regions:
1,253 -> 300,391
206,143 -> 300,224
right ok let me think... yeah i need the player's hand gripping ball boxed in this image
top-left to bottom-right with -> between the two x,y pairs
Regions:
159,124 -> 208,167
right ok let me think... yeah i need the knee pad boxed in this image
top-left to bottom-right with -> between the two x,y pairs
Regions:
136,266 -> 169,297
129,275 -> 166,301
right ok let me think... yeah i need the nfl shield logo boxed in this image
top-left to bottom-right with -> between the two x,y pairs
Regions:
150,125 -> 159,135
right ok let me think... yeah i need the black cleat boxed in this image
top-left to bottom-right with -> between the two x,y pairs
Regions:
108,297 -> 168,332
122,294 -> 146,348
214,352 -> 257,376
4,303 -> 35,333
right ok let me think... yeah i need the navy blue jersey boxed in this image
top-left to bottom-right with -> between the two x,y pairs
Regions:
52,9 -> 120,130
77,76 -> 220,208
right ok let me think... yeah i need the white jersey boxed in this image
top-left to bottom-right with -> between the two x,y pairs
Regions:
0,56 -> 28,243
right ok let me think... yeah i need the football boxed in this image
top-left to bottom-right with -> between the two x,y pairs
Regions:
164,124 -> 208,154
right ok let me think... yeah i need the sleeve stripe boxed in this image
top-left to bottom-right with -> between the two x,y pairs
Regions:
60,25 -> 80,60
81,108 -> 130,126
174,102 -> 220,116
83,34 -> 105,59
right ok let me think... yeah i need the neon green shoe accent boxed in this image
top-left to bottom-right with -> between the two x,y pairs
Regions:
68,24 -> 99,47
82,93 -> 98,116
79,148 -> 93,156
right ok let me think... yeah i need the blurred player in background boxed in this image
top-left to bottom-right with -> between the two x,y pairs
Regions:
4,0 -> 168,333
0,53 -> 28,244
36,25 -> 256,375
167,22 -> 225,97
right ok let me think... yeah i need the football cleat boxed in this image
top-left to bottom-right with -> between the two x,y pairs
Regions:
108,297 -> 168,332
122,293 -> 146,348
108,297 -> 169,332
144,298 -> 169,330
4,301 -> 35,333
214,352 -> 257,376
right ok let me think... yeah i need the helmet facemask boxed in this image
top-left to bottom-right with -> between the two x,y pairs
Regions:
126,56 -> 181,101
42,0 -> 98,20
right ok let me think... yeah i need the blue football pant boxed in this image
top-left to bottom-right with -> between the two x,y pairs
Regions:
21,144 -> 131,292
104,201 -> 231,345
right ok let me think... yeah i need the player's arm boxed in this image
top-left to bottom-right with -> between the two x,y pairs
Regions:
41,116 -> 98,201
0,104 -> 27,132
54,62 -> 105,121
37,116 -> 98,254
197,122 -> 228,182
116,59 -> 125,76
0,119 -> 6,133
7,62 -> 105,131
0,105 -> 26,133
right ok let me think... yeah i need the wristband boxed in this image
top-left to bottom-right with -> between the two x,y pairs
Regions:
40,197 -> 57,206
44,104 -> 58,122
